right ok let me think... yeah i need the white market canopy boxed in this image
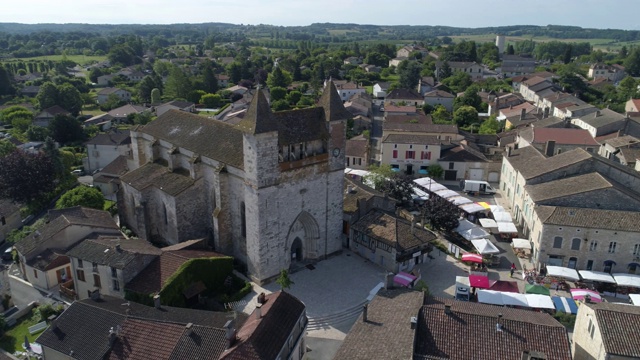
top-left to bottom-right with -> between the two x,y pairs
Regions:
511,238 -> 532,250
524,294 -> 555,309
479,218 -> 498,228
412,187 -> 429,200
501,292 -> 529,307
455,219 -> 476,233
612,273 -> 640,288
489,205 -> 506,213
459,202 -> 486,214
344,168 -> 369,177
497,222 -> 518,234
413,178 -> 447,192
434,189 -> 459,199
448,196 -> 472,205
456,276 -> 470,288
630,294 -> 640,306
477,290 -> 504,305
493,212 -> 513,222
546,266 -> 580,281
578,270 -> 616,284
459,226 -> 491,241
471,239 -> 501,254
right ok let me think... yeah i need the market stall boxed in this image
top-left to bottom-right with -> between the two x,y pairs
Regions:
448,196 -> 473,205
525,284 -> 551,296
493,212 -> 513,223
546,266 -> 580,282
571,289 -> 602,303
489,280 -> 520,293
630,294 -> 640,306
469,274 -> 490,289
501,292 -> 529,307
393,271 -> 417,288
497,221 -> 518,240
477,290 -> 504,305
578,270 -> 616,284
552,296 -> 579,314
524,294 -> 555,309
458,226 -> 491,241
434,189 -> 460,199
461,253 -> 483,263
479,218 -> 498,229
612,273 -> 640,288
471,239 -> 500,255
511,238 -> 531,258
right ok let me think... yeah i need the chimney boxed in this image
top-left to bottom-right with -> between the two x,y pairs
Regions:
224,320 -> 236,349
520,108 -> 526,120
543,107 -> 549,118
544,140 -> 556,157
595,110 -> 601,117
506,146 -> 512,157
444,304 -> 451,314
257,292 -> 266,304
496,313 -> 503,332
185,323 -> 193,336
108,327 -> 117,347
153,294 -> 161,309
362,304 -> 368,322
115,244 -> 121,252
255,303 -> 262,319
410,316 -> 417,330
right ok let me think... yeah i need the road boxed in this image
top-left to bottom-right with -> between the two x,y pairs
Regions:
369,102 -> 384,165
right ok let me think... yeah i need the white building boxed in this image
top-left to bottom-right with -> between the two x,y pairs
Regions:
83,129 -> 132,174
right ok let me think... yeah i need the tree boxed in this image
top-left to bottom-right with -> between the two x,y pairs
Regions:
151,88 -> 162,104
378,176 -> 414,203
478,116 -> 502,134
187,90 -> 206,104
275,269 -> 294,291
0,65 -> 14,96
506,44 -> 515,55
454,86 -> 483,112
101,93 -> 125,111
270,86 -> 287,102
271,99 -> 290,111
286,91 -> 302,105
563,45 -> 573,64
0,150 -> 56,203
0,140 -> 16,157
1,106 -> 33,133
363,164 -> 395,190
364,52 -> 390,67
56,186 -> 105,210
421,195 -> 460,232
427,164 -> 444,179
397,60 -> 421,89
431,106 -> 453,124
57,83 -> 83,116
138,75 -> 157,103
438,61 -> 452,81
202,63 -> 219,94
266,66 -> 292,89
36,82 -> 59,110
164,66 -> 192,99
131,112 -> 153,125
618,76 -> 638,99
453,106 -> 479,127
200,93 -> 222,108
48,114 -> 84,144
441,71 -> 473,93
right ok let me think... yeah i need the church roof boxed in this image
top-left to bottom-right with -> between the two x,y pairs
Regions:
237,89 -> 278,134
120,161 -> 196,196
319,80 -> 353,122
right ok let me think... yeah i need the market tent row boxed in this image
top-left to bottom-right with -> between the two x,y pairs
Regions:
344,168 -> 370,177
546,266 -> 580,281
448,196 -> 472,205
578,270 -> 616,284
455,219 -> 490,240
413,177 -> 447,192
612,273 -> 640,288
477,290 -> 555,309
412,187 -> 429,201
497,221 -> 518,234
511,238 -> 531,250
551,296 -> 579,314
471,239 -> 500,254
479,218 -> 498,229
493,211 -> 513,223
434,189 -> 459,199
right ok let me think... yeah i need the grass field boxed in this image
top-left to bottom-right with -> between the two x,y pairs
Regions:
1,54 -> 107,65
448,34 -> 636,51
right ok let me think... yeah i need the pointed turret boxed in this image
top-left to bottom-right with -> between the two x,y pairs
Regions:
237,89 -> 278,134
318,80 -> 352,122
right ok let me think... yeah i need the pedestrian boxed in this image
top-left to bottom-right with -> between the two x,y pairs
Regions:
510,268 -> 515,278
511,263 -> 516,271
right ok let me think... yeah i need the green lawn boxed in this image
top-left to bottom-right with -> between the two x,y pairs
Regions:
0,310 -> 40,354
1,54 -> 107,66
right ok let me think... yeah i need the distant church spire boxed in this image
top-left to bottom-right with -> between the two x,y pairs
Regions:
237,89 -> 277,134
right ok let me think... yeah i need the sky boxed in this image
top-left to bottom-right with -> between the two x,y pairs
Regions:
1,0 -> 639,30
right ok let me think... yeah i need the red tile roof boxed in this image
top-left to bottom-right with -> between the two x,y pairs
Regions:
107,319 -> 185,360
531,128 -> 598,146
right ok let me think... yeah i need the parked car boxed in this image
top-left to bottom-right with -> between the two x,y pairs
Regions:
71,169 -> 85,176
460,180 -> 497,195
2,247 -> 13,261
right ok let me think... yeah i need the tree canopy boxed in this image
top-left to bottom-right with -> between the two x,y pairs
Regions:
421,195 -> 460,232
56,186 -> 105,210
0,150 -> 56,203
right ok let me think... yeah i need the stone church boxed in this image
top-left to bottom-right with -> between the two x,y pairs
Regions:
119,82 -> 348,283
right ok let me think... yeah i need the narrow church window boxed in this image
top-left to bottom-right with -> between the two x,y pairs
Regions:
163,203 -> 168,225
241,202 -> 246,237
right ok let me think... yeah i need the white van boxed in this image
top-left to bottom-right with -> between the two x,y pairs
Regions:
461,180 -> 496,195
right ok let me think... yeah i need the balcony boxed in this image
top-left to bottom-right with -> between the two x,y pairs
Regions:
59,279 -> 77,301
279,153 -> 328,171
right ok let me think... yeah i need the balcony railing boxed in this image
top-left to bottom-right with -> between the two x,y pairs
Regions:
60,279 -> 77,301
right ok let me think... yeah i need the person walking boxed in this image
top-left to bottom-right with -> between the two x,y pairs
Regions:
510,263 -> 516,278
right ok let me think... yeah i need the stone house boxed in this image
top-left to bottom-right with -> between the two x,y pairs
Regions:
346,135 -> 369,170
588,63 -> 626,82
516,127 -> 599,155
497,55 -> 536,77
625,99 -> 640,113
517,76 -> 557,105
423,90 -> 455,112
572,302 -> 640,360
107,104 -> 149,123
342,176 -> 396,239
0,199 -> 22,244
438,142 -> 501,182
598,135 -> 640,168
571,108 -> 627,137
96,88 -> 131,105
216,74 -> 229,88
156,100 -> 196,117
436,61 -> 485,81
92,155 -> 131,200
83,129 -> 132,174
34,105 -> 70,127
381,134 -> 443,176
385,89 -> 424,107
418,76 -> 435,96
396,45 -> 428,59
118,82 -> 348,284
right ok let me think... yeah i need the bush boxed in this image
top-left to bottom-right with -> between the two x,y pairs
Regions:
553,312 -> 576,330
34,303 -> 64,322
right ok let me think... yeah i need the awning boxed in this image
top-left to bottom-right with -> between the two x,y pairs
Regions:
391,167 -> 400,172
603,260 -> 617,266
455,276 -> 470,288
511,238 -> 531,250
612,273 -> 640,288
479,218 -> 498,228
418,169 -> 428,174
344,168 -> 370,177
571,289 -> 602,303
455,219 -> 476,233
546,266 -> 580,281
412,187 -> 429,200
525,284 -> 550,296
477,290 -> 503,305
525,294 -> 555,309
501,292 -> 529,307
579,270 -> 616,283
434,189 -> 459,199
413,177 -> 436,187
393,271 -> 417,287
461,253 -> 483,263
497,222 -> 518,234
469,274 -> 490,289
471,239 -> 501,254
459,202 -> 486,214
477,202 -> 491,209
489,205 -> 505,213
630,294 -> 640,306
459,226 -> 491,241
552,296 -> 579,314
448,196 -> 472,205
489,280 -> 519,293
493,212 -> 512,222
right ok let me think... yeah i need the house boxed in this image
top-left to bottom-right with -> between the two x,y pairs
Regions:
382,134 -> 443,176
571,108 -> 628,137
37,291 -> 307,360
65,236 -> 162,300
107,104 -> 148,122
438,142 -> 501,182
497,55 -> 536,77
156,100 -> 196,117
96,88 -> 131,105
344,92 -> 372,118
227,85 -> 248,95
118,82 -> 348,284
488,93 -> 525,115
423,89 -> 455,112
625,98 -> 640,113
34,105 -> 70,127
83,113 -> 114,131
0,199 -> 22,244
19,85 -> 40,97
83,129 -> 132,174
383,105 -> 417,116
556,103 -> 599,120
396,45 -> 429,59
362,64 -> 380,73
372,82 -> 388,98
518,76 -> 558,106
383,115 -> 460,142
116,68 -> 145,83
388,57 -> 406,67
436,61 -> 485,81
598,135 -> 640,163
14,207 -> 122,291
517,127 -> 599,155
418,76 -> 435,96
332,81 -> 366,102
346,135 -> 369,171
350,210 -> 436,272
588,63 -> 626,82
573,302 -> 640,360
216,74 -> 229,88
385,88 -> 424,107
97,74 -> 115,86
92,155 -> 131,200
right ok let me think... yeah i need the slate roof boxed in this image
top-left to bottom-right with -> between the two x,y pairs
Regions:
163,100 -> 194,109
507,147 -> 592,180
343,176 -> 388,214
577,108 -> 627,128
525,172 -> 612,202
98,87 -> 129,95
602,135 -> 640,148
221,291 -> 306,360
414,297 -> 572,360
439,143 -> 488,162
66,237 -> 161,269
535,205 -> 640,232
386,114 -> 432,125
140,109 -> 245,169
168,325 -> 227,360
533,116 -> 565,128
237,89 -> 278,135
98,155 -> 130,176
85,129 -> 131,146
346,136 -> 368,158
351,210 -> 437,253
319,80 -> 353,122
382,133 -> 442,145
107,318 -> 186,360
586,302 -> 640,358
386,88 -> 423,100
120,161 -> 195,196
40,105 -> 70,116
274,107 -> 329,145
334,289 -> 425,360
108,104 -> 147,118
125,250 -> 225,295
424,90 -> 454,98
519,127 -> 598,146
618,147 -> 640,163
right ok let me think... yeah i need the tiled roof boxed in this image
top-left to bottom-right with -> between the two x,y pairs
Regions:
98,155 -> 130,176
108,104 -> 147,118
169,325 -> 227,360
439,143 -> 488,162
334,289 -> 424,360
386,88 -> 423,100
577,108 -> 627,128
587,302 -> 640,358
66,237 -> 161,269
98,87 -> 128,95
384,105 -> 417,113
351,210 -> 436,252
343,176 -> 387,214
525,172 -> 612,202
237,89 -> 278,135
107,318 -> 185,360
386,114 -> 432,125
520,127 -> 599,146
424,90 -> 454,98
85,129 -> 131,146
319,80 -> 353,122
382,133 -> 442,145
618,146 -> 640,163
507,147 -> 592,180
414,297 -> 572,360
535,205 -> 640,232
120,161 -> 195,196
221,291 -> 306,360
125,250 -> 225,295
0,198 -> 21,217
602,134 -> 640,148
346,137 -> 367,158
140,110 -> 245,169
41,105 -> 70,116
533,116 -> 565,128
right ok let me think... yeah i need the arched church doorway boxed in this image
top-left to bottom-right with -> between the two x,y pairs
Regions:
291,237 -> 303,262
286,211 -> 320,270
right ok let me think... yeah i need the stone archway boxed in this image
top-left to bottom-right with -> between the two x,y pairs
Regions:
285,211 -> 320,268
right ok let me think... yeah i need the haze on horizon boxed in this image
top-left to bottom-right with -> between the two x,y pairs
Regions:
2,0 -> 639,31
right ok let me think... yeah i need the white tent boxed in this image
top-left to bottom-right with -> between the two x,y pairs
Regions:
412,187 -> 429,200
546,266 -> 580,281
612,273 -> 640,288
477,290 -> 504,305
448,196 -> 472,205
501,292 -> 529,307
493,212 -> 513,222
579,270 -> 616,283
345,168 -> 370,177
512,238 -> 532,250
525,294 -> 555,309
497,222 -> 518,234
489,205 -> 506,213
413,178 -> 447,192
434,189 -> 459,199
630,294 -> 640,306
459,203 -> 486,214
455,219 -> 476,233
471,239 -> 501,254
479,218 -> 498,229
459,226 -> 491,241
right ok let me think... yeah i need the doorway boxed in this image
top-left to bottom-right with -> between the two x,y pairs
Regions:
406,164 -> 413,176
291,237 -> 303,263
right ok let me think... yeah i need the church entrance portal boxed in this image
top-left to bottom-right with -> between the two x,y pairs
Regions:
286,211 -> 320,270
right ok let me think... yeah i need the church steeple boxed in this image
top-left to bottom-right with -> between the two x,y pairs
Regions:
238,89 -> 278,134
318,80 -> 352,122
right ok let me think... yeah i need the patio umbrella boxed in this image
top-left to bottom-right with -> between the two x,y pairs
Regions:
525,284 -> 551,296
570,289 -> 602,303
469,274 -> 490,289
24,335 -> 30,350
461,253 -> 483,264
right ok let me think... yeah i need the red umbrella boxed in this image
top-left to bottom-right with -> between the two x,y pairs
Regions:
461,253 -> 483,264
